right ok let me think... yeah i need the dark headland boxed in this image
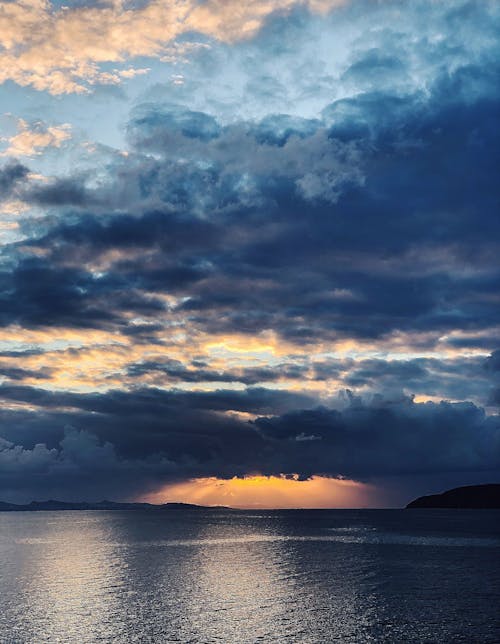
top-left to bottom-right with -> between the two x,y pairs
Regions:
0,500 -> 230,512
406,484 -> 500,509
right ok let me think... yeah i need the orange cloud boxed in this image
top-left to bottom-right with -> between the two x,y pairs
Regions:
0,315 -> 488,395
0,0 -> 345,94
0,118 -> 71,158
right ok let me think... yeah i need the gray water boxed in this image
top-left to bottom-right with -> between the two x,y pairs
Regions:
1,509 -> 499,643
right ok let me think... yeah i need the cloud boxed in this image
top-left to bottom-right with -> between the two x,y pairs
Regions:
0,160 -> 29,199
254,394 -> 500,479
126,358 -> 307,386
7,72 -> 499,350
0,118 -> 71,158
6,0 -> 495,98
0,386 -> 498,501
0,426 -> 180,501
0,434 -> 57,472
0,0 -> 345,95
0,364 -> 51,381
1,1 -> 499,503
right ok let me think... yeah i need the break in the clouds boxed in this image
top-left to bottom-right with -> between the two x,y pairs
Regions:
0,0 -> 499,505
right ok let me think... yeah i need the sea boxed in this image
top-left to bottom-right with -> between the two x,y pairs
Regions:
0,509 -> 499,643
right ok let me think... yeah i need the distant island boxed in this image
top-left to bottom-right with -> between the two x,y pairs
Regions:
406,484 -> 500,509
0,500 -> 230,512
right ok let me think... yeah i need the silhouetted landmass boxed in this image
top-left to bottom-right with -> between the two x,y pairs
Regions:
0,500 -> 230,512
406,484 -> 500,509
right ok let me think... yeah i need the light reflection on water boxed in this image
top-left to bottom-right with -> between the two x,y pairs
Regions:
1,509 -> 499,643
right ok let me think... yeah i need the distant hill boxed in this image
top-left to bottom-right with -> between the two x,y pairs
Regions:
0,500 -> 230,512
406,484 -> 500,509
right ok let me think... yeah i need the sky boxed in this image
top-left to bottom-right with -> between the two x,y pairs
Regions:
0,0 -> 499,507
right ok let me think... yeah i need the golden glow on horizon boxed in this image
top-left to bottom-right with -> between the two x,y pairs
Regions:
140,475 -> 375,509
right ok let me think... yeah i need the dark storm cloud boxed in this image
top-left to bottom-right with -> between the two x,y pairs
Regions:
0,384 -> 313,500
0,384 -> 315,419
0,365 -> 51,381
484,350 -> 500,374
0,258 -> 119,328
26,177 -> 93,207
126,358 -> 307,385
0,252 -> 172,329
484,350 -> 500,408
3,59 -> 497,343
32,210 -> 219,262
0,161 -> 29,198
128,104 -> 222,147
0,385 -> 498,501
252,395 -> 500,480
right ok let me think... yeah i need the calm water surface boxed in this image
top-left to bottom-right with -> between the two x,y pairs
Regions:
1,509 -> 499,643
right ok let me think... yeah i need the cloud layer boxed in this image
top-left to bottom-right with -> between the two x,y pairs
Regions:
0,0 -> 344,94
0,0 -> 499,503
1,386 -> 499,502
